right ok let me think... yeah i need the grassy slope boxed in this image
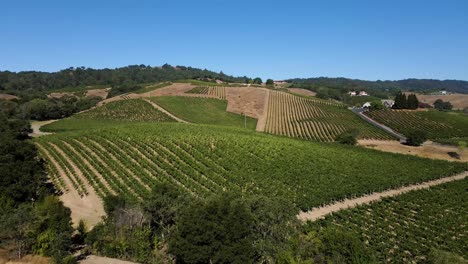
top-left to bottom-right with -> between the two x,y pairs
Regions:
150,96 -> 257,130
304,178 -> 468,261
36,122 -> 467,210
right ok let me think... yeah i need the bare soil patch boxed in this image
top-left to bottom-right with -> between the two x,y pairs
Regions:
0,93 -> 18,100
85,88 -> 111,99
408,93 -> 468,110
225,87 -> 269,120
79,255 -> 138,264
29,120 -> 57,137
358,139 -> 468,162
0,252 -> 50,264
47,92 -> 76,99
288,88 -> 316,97
298,171 -> 467,222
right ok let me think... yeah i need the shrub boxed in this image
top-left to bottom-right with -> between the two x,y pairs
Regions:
405,130 -> 427,146
335,130 -> 359,145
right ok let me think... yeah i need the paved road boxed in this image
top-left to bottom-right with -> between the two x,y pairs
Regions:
350,108 -> 407,142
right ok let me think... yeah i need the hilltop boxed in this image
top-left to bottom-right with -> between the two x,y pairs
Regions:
288,77 -> 468,95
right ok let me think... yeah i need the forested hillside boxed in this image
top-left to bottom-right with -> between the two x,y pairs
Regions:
288,77 -> 468,94
0,64 -> 250,92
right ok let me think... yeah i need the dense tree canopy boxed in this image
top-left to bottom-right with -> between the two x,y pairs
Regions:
288,77 -> 468,94
0,64 -> 250,93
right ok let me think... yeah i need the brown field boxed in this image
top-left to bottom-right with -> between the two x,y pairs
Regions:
408,93 -> 468,110
85,87 -> 111,99
288,88 -> 316,97
0,93 -> 19,100
358,139 -> 468,162
47,92 -> 76,99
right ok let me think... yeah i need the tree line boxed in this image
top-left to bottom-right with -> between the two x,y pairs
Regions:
392,92 -> 419,109
0,114 -> 76,263
288,77 -> 468,94
0,64 -> 251,93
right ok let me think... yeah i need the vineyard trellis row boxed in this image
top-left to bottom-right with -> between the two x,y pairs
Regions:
34,123 -> 467,211
265,91 -> 394,142
186,86 -> 227,99
305,178 -> 468,263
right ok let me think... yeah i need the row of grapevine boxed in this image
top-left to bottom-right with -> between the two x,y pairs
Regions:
265,91 -> 393,142
305,178 -> 468,263
365,110 -> 467,139
185,86 -> 226,99
35,123 -> 467,210
77,99 -> 176,122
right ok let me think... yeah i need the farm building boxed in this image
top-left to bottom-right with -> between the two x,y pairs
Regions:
348,91 -> 357,96
358,91 -> 369,96
362,102 -> 372,109
381,99 -> 395,108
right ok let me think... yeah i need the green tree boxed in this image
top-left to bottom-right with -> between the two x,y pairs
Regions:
405,130 -> 427,146
434,99 -> 453,111
143,182 -> 189,238
392,91 -> 407,109
335,130 -> 359,145
266,79 -> 274,86
169,194 -> 255,263
253,77 -> 263,84
407,94 -> 419,109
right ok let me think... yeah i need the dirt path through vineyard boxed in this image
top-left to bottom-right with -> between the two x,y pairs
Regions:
143,99 -> 190,123
298,171 -> 468,222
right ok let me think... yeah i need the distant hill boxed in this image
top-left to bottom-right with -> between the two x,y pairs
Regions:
0,64 -> 250,92
287,77 -> 468,94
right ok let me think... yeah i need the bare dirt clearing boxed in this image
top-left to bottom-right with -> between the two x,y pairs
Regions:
410,93 -> 468,110
85,87 -> 111,99
225,86 -> 269,120
79,255 -> 138,264
29,120 -> 57,137
288,88 -> 316,97
358,139 -> 468,162
47,92 -> 76,99
0,93 -> 18,100
298,171 -> 468,222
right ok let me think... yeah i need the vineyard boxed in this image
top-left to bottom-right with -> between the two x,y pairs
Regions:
304,178 -> 468,263
186,86 -> 227,99
34,123 -> 467,210
365,109 -> 468,139
149,96 -> 257,129
265,91 -> 394,141
77,99 -> 175,122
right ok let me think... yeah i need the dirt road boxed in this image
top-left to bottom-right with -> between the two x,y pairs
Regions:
29,120 -> 57,137
297,171 -> 468,222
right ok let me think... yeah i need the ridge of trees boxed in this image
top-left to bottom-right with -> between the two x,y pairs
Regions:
0,64 -> 251,93
287,77 -> 468,94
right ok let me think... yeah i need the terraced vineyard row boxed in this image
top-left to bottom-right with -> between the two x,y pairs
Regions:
35,123 -> 467,210
365,110 -> 468,139
305,178 -> 468,263
78,99 -> 176,122
265,91 -> 394,141
186,86 -> 226,99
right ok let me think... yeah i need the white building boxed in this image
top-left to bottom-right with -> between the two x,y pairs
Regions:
381,99 -> 395,108
358,91 -> 369,96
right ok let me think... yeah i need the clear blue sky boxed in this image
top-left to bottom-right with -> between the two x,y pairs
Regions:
1,0 -> 467,81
